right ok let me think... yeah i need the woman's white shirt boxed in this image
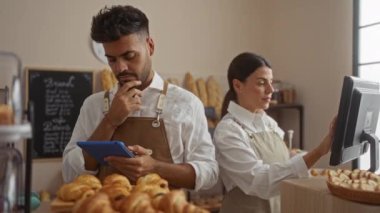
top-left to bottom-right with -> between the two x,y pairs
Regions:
213,101 -> 309,199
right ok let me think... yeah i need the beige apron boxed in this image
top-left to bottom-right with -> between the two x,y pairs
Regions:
220,120 -> 289,213
98,82 -> 174,181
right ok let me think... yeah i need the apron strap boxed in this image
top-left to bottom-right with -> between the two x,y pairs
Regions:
152,81 -> 169,128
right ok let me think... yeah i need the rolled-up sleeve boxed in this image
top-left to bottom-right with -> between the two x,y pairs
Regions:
214,121 -> 309,199
62,99 -> 98,183
183,99 -> 219,191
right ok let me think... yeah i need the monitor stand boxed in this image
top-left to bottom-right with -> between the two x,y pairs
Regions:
361,131 -> 379,172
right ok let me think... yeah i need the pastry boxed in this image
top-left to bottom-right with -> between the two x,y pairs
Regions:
103,173 -> 132,191
57,182 -> 95,202
136,173 -> 168,189
72,192 -> 116,213
100,184 -> 131,210
0,104 -> 13,125
118,192 -> 156,213
74,174 -> 102,191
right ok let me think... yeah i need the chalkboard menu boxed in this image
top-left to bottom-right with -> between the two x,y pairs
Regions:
26,68 -> 94,158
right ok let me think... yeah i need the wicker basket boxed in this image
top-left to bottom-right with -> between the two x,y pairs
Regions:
326,180 -> 380,205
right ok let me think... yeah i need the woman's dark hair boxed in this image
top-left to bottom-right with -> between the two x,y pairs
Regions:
91,5 -> 149,42
221,52 -> 271,117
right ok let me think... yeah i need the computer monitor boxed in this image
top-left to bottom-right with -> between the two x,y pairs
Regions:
329,76 -> 380,172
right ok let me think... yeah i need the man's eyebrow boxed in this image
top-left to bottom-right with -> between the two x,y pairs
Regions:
105,50 -> 134,58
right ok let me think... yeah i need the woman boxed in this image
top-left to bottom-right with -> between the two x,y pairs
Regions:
213,52 -> 335,213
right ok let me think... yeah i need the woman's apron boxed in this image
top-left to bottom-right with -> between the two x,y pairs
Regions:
97,82 -> 174,181
220,120 -> 289,213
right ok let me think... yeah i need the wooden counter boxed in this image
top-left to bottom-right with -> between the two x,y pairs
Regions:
281,177 -> 380,213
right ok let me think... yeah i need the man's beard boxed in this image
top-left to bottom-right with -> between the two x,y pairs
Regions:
117,71 -> 140,86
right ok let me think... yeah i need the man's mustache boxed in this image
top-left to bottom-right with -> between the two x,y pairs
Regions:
117,71 -> 138,79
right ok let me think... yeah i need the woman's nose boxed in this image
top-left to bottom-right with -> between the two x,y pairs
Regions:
267,83 -> 274,94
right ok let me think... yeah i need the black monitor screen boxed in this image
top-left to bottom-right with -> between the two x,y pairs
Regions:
330,76 -> 380,172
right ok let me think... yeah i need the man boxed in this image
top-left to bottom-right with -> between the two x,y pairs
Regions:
62,5 -> 218,190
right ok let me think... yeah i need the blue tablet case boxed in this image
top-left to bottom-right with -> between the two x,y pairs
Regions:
77,141 -> 135,165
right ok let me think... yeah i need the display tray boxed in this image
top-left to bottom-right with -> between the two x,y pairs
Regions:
326,180 -> 380,205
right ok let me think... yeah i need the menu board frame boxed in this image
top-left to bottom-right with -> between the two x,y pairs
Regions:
25,67 -> 94,159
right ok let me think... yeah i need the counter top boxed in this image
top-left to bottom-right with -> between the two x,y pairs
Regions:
281,177 -> 380,213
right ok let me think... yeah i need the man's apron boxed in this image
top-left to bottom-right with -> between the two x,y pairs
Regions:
97,82 -> 174,181
220,120 -> 289,213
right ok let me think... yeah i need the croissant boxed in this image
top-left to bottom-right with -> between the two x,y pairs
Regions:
103,173 -> 132,191
100,184 -> 131,210
118,192 -> 156,213
57,182 -> 95,202
72,192 -> 116,213
158,190 -> 209,213
74,174 -> 102,191
136,173 -> 169,189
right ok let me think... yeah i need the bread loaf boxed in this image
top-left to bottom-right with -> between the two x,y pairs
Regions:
196,78 -> 208,106
101,68 -> 117,91
206,76 -> 222,118
167,78 -> 180,86
184,72 -> 199,97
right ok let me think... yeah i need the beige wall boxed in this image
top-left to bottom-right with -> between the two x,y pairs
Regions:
0,0 -> 353,194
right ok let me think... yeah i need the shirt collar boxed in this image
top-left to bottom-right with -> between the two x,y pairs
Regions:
227,101 -> 265,129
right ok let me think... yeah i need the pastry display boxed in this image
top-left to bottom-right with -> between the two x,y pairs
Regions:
51,173 -> 210,213
0,104 -> 13,125
326,168 -> 380,204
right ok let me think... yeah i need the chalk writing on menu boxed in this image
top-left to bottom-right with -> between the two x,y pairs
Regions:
43,76 -> 75,154
28,70 -> 93,158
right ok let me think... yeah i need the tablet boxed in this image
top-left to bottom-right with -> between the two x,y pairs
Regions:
77,141 -> 135,165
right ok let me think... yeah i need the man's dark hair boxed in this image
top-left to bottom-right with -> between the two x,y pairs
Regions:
91,5 -> 149,42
